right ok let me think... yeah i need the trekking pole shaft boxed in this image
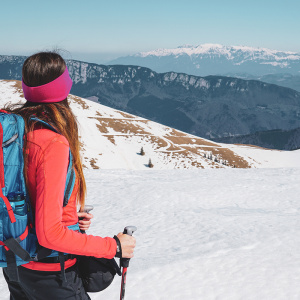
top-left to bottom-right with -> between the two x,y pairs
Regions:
120,267 -> 128,300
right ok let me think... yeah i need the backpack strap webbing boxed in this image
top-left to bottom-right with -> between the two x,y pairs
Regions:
64,151 -> 75,207
58,252 -> 67,284
29,116 -> 59,133
5,250 -> 19,282
1,226 -> 32,282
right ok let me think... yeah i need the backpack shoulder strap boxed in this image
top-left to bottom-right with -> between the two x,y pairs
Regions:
29,116 -> 58,133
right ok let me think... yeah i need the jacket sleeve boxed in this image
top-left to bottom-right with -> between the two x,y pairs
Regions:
34,135 -> 117,258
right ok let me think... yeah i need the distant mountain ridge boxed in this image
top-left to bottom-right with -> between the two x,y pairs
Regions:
215,127 -> 300,150
223,72 -> 300,92
0,55 -> 25,80
109,44 -> 300,92
1,55 -> 300,148
66,60 -> 300,140
109,43 -> 300,76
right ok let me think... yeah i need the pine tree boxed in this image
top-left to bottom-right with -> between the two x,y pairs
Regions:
140,147 -> 145,156
148,158 -> 154,168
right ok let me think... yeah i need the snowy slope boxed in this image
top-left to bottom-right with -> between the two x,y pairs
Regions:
0,79 -> 299,169
1,168 -> 299,299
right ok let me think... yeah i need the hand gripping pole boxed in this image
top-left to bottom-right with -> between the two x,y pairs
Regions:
120,226 -> 137,300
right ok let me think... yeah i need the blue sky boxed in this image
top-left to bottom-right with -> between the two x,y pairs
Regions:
1,0 -> 299,63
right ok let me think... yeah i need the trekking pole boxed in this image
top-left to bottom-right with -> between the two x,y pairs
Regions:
120,226 -> 137,300
79,205 -> 94,234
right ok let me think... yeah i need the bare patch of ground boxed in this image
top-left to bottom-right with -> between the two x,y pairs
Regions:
3,80 -> 24,98
118,111 -> 136,119
70,95 -> 90,110
103,135 -> 116,145
166,135 -> 218,147
90,158 -> 100,169
91,117 -> 152,135
148,136 -> 169,148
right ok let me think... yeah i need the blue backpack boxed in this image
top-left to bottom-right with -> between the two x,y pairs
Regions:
0,111 -> 77,281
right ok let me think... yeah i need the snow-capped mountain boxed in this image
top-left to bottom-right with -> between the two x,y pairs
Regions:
109,43 -> 300,78
1,79 -> 299,169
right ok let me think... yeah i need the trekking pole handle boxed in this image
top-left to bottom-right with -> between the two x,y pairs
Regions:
79,205 -> 94,234
121,226 -> 137,268
123,226 -> 137,236
83,205 -> 94,214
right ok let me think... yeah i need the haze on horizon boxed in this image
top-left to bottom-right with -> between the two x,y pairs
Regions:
1,0 -> 299,64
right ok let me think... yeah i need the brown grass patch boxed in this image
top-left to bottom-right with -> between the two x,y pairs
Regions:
94,121 -> 110,133
184,146 -> 251,168
165,128 -> 186,137
91,117 -> 152,135
148,136 -> 169,148
79,139 -> 86,151
90,158 -> 100,169
166,135 -> 218,147
70,95 -> 90,110
104,135 -> 116,145
3,80 -> 24,97
118,111 -> 135,119
159,144 -> 250,169
165,143 -> 184,151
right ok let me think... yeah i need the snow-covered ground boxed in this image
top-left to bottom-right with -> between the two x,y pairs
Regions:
1,168 -> 299,299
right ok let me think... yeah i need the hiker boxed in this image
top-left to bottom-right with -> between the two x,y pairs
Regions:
2,52 -> 136,299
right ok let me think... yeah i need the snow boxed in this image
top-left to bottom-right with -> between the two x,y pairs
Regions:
1,168 -> 300,299
226,144 -> 300,168
136,43 -> 300,62
261,61 -> 289,67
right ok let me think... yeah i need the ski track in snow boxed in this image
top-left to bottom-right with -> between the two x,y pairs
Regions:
1,168 -> 300,299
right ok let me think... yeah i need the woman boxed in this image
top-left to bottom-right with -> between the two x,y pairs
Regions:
3,52 -> 136,299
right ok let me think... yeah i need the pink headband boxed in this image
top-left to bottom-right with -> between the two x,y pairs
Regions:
22,68 -> 73,103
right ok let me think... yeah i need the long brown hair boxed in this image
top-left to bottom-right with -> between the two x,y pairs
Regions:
5,52 -> 86,210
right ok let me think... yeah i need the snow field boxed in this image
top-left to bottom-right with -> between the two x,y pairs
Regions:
0,168 -> 300,299
78,169 -> 300,299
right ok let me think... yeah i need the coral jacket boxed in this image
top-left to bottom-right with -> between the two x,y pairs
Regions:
22,127 -> 116,271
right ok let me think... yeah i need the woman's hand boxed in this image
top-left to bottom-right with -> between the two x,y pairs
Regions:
116,232 -> 136,258
77,212 -> 93,232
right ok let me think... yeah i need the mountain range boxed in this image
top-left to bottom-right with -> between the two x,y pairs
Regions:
109,44 -> 300,92
0,52 -> 300,150
109,44 -> 300,76
67,61 -> 300,141
1,79 -> 298,169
